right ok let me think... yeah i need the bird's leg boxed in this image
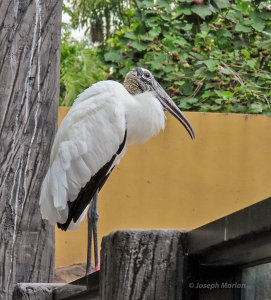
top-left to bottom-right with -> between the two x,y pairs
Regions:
86,191 -> 99,275
91,191 -> 100,271
86,204 -> 93,275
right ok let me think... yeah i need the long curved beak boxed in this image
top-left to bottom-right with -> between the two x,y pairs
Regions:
152,81 -> 195,139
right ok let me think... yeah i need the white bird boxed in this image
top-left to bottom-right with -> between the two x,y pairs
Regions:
39,67 -> 195,271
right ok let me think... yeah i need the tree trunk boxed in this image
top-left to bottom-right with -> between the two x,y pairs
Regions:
100,230 -> 187,300
0,0 -> 62,299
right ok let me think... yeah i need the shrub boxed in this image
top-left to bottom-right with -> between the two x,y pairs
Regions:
103,0 -> 271,113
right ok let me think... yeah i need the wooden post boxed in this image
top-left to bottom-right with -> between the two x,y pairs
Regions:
0,0 -> 62,298
100,230 -> 187,300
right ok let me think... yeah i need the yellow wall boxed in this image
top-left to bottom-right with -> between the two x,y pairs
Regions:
56,107 -> 271,267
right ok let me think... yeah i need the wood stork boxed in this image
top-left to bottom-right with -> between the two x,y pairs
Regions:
39,67 -> 195,272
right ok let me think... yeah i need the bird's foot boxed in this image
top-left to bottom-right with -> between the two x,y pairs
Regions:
95,263 -> 100,272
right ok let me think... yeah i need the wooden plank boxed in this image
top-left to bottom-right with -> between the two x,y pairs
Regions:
0,0 -> 62,298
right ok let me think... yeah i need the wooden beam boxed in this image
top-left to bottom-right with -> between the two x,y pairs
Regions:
188,197 -> 271,266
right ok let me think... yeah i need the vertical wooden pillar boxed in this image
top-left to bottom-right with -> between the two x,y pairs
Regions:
0,0 -> 62,298
100,230 -> 187,300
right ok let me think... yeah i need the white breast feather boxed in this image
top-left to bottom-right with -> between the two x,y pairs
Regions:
126,91 -> 165,144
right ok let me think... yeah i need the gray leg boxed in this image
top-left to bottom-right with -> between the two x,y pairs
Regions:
86,191 -> 99,275
91,192 -> 99,270
86,205 -> 93,274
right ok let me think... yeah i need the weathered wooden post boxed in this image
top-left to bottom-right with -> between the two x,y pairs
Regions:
100,230 -> 187,300
0,0 -> 62,298
12,230 -> 188,299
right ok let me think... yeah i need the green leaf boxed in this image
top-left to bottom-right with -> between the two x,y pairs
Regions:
141,35 -> 155,42
251,22 -> 265,32
124,32 -> 137,40
180,82 -> 194,96
163,35 -> 175,49
146,61 -> 160,70
202,90 -> 215,99
251,12 -> 267,32
243,19 -> 253,26
174,81 -> 185,87
161,14 -> 172,21
199,104 -> 212,112
178,100 -> 192,110
130,41 -> 148,51
104,51 -> 122,62
210,104 -> 222,111
176,7 -> 192,15
220,66 -> 231,75
156,0 -> 170,8
148,27 -> 161,38
182,23 -> 193,31
260,12 -> 271,21
255,73 -> 271,80
215,98 -> 223,104
217,29 -> 233,39
215,90 -> 233,99
155,53 -> 167,63
186,97 -> 199,104
215,0 -> 230,9
232,104 -> 247,113
248,103 -> 263,113
235,24 -> 252,33
174,37 -> 189,46
202,59 -> 219,72
246,59 -> 256,68
163,65 -> 175,73
191,5 -> 213,19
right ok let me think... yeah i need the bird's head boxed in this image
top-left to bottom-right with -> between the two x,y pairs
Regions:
124,67 -> 195,139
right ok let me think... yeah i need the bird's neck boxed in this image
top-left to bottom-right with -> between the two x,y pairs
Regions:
125,91 -> 165,145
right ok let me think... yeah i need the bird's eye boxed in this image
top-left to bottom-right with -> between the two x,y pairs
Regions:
144,72 -> 151,79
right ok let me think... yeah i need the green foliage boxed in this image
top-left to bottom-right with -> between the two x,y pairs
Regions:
64,0 -> 135,42
60,33 -> 108,106
102,0 -> 271,113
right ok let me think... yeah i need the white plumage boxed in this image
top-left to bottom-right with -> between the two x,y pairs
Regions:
39,67 -> 194,232
40,80 -> 165,228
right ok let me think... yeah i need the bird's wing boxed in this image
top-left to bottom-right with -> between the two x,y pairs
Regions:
57,129 -> 127,231
39,81 -> 127,227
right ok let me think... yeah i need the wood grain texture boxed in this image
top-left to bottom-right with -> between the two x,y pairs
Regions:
12,283 -> 64,300
0,0 -> 62,299
100,230 -> 187,300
